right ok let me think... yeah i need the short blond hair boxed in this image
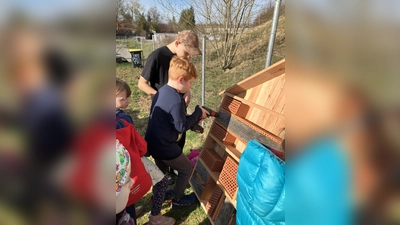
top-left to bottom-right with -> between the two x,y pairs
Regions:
168,56 -> 197,81
116,78 -> 131,97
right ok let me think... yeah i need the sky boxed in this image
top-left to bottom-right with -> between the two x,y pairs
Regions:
137,0 -> 271,23
0,0 -> 111,25
1,0 -> 399,26
0,0 -> 269,24
138,0 -> 157,11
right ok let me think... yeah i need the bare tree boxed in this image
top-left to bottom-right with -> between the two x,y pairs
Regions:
125,0 -> 144,22
116,0 -> 125,31
147,6 -> 161,32
159,0 -> 257,70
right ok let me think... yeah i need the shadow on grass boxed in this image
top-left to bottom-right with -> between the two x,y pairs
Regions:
134,185 -> 212,225
199,218 -> 213,225
123,108 -> 149,136
167,204 -> 211,225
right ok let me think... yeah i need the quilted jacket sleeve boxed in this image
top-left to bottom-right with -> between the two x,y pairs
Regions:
236,140 -> 285,225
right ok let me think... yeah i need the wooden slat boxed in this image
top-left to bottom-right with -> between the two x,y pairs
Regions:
201,177 -> 217,201
247,107 -> 283,137
190,173 -> 206,201
211,195 -> 226,221
257,75 -> 285,111
196,59 -> 285,223
234,139 -> 247,153
214,198 -> 236,225
271,82 -> 285,115
209,133 -> 241,162
199,158 -> 221,182
224,93 -> 284,120
195,160 -> 212,184
246,84 -> 261,103
190,183 -> 217,225
220,59 -> 285,96
216,110 -> 282,150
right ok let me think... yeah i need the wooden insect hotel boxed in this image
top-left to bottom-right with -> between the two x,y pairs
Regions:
190,59 -> 285,225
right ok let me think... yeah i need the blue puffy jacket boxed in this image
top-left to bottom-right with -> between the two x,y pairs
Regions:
236,140 -> 285,225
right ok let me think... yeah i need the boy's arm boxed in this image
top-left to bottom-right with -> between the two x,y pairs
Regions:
138,77 -> 157,97
170,103 -> 203,133
183,89 -> 190,107
138,54 -> 158,97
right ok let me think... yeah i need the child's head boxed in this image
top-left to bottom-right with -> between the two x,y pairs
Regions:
116,139 -> 133,213
168,56 -> 198,93
116,78 -> 131,109
174,30 -> 201,58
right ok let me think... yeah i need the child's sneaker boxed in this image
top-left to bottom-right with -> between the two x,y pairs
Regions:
148,213 -> 175,225
171,193 -> 198,209
164,189 -> 174,200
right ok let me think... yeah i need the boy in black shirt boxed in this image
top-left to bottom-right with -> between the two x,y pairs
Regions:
145,56 -> 208,208
139,30 -> 202,183
138,30 -> 201,100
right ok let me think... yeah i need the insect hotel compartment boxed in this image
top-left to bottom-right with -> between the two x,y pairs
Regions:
220,96 -> 250,118
218,156 -> 239,199
200,148 -> 225,172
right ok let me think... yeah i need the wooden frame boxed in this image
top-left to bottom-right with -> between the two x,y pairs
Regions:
190,59 -> 285,225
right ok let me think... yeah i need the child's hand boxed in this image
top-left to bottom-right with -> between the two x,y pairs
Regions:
183,90 -> 191,107
199,106 -> 210,119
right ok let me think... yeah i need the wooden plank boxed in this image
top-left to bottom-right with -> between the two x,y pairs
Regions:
234,139 -> 247,153
200,177 -> 217,201
214,198 -> 236,225
247,107 -> 282,137
246,84 -> 261,103
228,214 -> 237,225
258,75 -> 284,111
209,133 -> 241,162
216,110 -> 282,150
195,160 -> 211,185
203,135 -> 217,150
190,183 -> 216,225
270,81 -> 285,115
224,93 -> 285,120
220,59 -> 285,96
214,140 -> 226,157
228,213 -> 237,225
273,118 -> 286,138
211,195 -> 226,221
234,114 -> 283,146
199,158 -> 221,181
190,172 -> 205,199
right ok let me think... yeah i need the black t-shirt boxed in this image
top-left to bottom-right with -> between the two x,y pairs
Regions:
141,46 -> 174,91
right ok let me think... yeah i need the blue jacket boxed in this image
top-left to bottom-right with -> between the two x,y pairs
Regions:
236,140 -> 285,225
286,138 -> 353,225
116,109 -> 134,125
